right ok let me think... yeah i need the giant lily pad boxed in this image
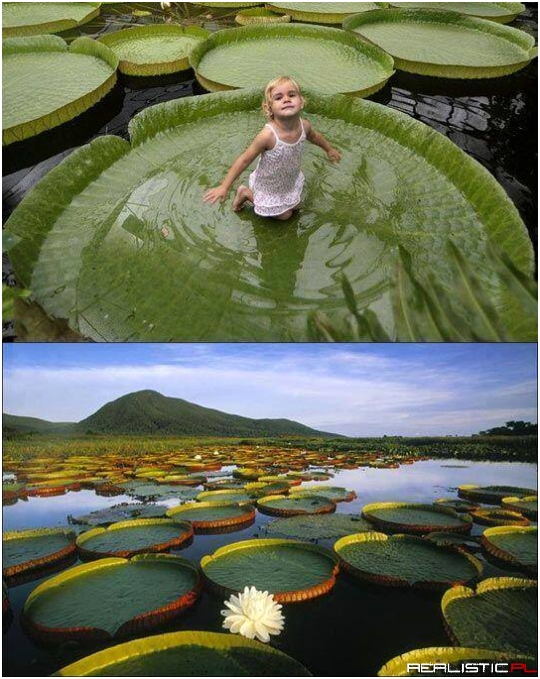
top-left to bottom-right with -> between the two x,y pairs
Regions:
121,482 -> 199,502
196,489 -> 253,505
388,3 -> 526,24
501,495 -> 538,520
290,485 -> 356,502
236,8 -> 291,25
266,3 -> 385,24
2,35 -> 118,145
343,9 -> 537,78
458,485 -> 537,504
166,502 -> 255,531
98,25 -> 210,76
201,538 -> 338,602
471,507 -> 530,527
266,513 -> 373,541
2,2 -> 101,37
69,503 -> 169,526
4,88 -> 535,341
189,24 -> 394,96
334,532 -> 482,588
257,494 -> 336,516
76,519 -> 193,559
441,577 -> 537,655
480,526 -> 537,573
3,528 -> 77,580
55,630 -> 311,676
379,647 -> 536,677
362,502 -> 472,534
22,554 -> 200,642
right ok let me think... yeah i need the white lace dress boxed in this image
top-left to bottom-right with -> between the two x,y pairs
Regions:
249,121 -> 306,217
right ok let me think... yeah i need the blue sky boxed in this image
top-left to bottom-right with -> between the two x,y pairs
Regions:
2,344 -> 537,436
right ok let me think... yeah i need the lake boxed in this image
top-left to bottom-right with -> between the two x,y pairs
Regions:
3,458 -> 537,676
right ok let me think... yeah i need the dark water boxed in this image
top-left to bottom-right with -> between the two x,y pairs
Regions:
2,4 -> 538,339
3,459 -> 537,677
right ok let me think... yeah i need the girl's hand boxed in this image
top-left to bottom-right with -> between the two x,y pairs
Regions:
203,185 -> 229,204
327,147 -> 341,163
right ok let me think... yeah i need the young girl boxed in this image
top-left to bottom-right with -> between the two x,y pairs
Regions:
203,76 -> 341,221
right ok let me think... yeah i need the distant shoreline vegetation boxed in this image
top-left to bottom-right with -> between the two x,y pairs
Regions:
2,433 -> 537,463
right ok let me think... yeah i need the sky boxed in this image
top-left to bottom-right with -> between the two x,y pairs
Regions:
2,343 -> 537,437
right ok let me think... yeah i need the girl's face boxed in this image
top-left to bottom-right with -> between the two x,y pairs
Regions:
268,82 -> 303,119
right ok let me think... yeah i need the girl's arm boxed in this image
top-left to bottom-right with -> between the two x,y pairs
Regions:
304,120 -> 341,163
203,129 -> 271,204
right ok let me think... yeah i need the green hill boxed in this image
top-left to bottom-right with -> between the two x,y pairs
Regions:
4,390 -> 338,438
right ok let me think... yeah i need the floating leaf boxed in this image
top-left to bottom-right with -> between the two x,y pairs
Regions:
343,9 -> 537,78
166,501 -> 255,531
4,88 -> 534,341
236,8 -> 291,25
76,519 -> 193,559
3,528 -> 76,580
362,502 -> 472,534
201,538 -> 339,602
54,630 -> 312,676
22,554 -> 200,642
69,503 -> 169,526
98,25 -> 210,76
266,513 -> 372,541
290,485 -> 356,502
501,495 -> 538,520
335,532 -> 482,588
257,494 -> 336,516
471,508 -> 530,527
266,2 -> 386,24
2,2 -> 101,37
387,2 -> 526,24
441,577 -> 537,655
190,23 -> 394,96
3,35 -> 118,145
458,484 -> 537,504
480,526 -> 537,573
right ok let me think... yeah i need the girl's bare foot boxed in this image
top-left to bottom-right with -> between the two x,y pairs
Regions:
232,185 -> 253,211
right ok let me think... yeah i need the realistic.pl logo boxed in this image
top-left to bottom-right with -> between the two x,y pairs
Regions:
406,662 -> 537,675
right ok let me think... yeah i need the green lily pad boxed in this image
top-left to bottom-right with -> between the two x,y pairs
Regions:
166,502 -> 255,531
266,2 -> 385,24
122,482 -> 200,502
480,526 -> 537,572
362,502 -> 472,534
201,538 -> 338,602
4,88 -> 534,341
501,495 -> 538,520
189,23 -> 394,96
257,494 -> 336,516
2,35 -> 118,145
266,513 -> 372,541
379,647 -> 536,677
76,519 -> 193,559
343,8 -> 537,78
23,554 -> 200,641
196,489 -> 253,505
54,630 -> 312,676
388,3 -> 526,24
3,528 -> 76,579
2,2 -> 101,37
458,485 -> 537,505
471,507 -> 530,526
435,498 -> 478,513
69,503 -> 169,526
334,532 -> 482,587
236,8 -> 291,25
426,532 -> 480,551
98,25 -> 210,76
442,577 -> 537,655
290,485 -> 356,502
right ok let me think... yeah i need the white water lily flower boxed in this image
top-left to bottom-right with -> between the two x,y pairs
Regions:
194,454 -> 202,460
221,586 -> 285,643
160,1 -> 173,9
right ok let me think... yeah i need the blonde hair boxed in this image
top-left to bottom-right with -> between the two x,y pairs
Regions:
262,76 -> 304,119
